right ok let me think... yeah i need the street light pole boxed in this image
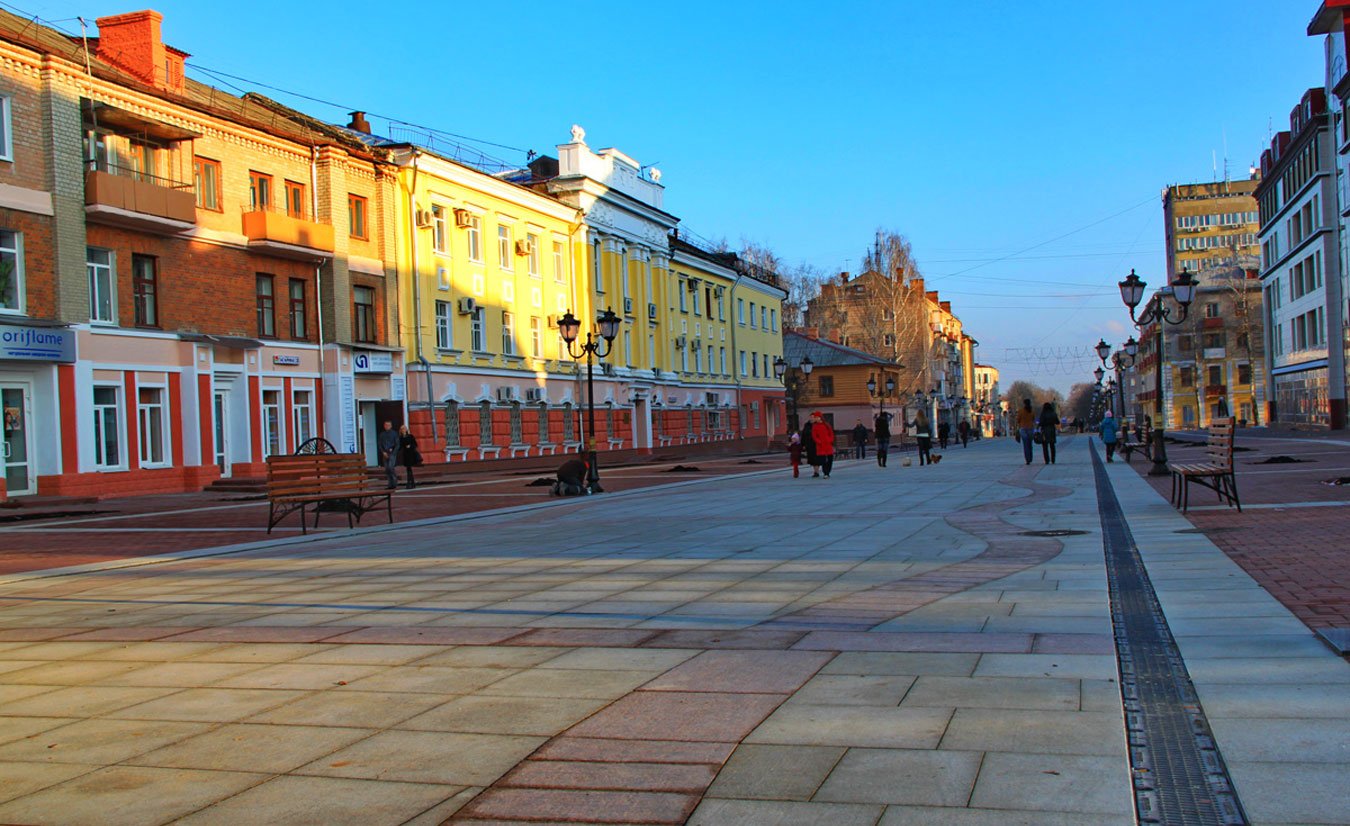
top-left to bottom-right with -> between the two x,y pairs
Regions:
774,356 -> 813,434
1118,268 -> 1197,477
558,308 -> 622,494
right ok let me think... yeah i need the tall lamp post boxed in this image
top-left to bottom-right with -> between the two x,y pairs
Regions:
1118,268 -> 1197,476
773,355 -> 814,433
557,308 -> 622,493
866,374 -> 897,418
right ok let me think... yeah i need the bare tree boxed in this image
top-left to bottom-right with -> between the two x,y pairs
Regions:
1065,382 -> 1096,422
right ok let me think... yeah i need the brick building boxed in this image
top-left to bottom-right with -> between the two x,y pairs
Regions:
0,9 -> 399,497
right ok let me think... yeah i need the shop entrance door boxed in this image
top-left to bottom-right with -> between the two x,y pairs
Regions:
1,383 -> 35,496
213,390 -> 231,478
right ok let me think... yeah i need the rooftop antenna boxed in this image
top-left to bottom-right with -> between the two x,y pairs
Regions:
1222,128 -> 1230,189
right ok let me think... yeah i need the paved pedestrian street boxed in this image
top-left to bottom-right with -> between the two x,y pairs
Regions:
0,437 -> 1345,825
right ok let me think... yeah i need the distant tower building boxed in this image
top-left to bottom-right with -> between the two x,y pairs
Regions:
1157,180 -> 1267,429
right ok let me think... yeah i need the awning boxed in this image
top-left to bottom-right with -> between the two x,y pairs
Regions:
83,101 -> 202,143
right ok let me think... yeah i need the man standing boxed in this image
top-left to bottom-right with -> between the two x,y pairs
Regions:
874,411 -> 892,467
957,419 -> 970,448
851,420 -> 868,460
377,420 -> 399,489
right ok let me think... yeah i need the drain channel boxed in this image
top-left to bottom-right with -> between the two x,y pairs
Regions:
1091,442 -> 1248,825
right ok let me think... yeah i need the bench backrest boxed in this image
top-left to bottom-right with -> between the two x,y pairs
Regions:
1204,418 -> 1235,469
266,453 -> 373,497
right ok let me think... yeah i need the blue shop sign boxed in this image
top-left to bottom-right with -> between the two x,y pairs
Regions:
0,323 -> 76,363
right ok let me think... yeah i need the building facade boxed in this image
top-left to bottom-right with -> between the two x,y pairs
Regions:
972,363 -> 1000,436
0,9 -> 399,498
782,330 -> 903,434
1254,87 -> 1347,428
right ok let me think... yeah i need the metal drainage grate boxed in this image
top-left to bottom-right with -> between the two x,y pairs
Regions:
1091,442 -> 1248,825
1020,529 -> 1088,537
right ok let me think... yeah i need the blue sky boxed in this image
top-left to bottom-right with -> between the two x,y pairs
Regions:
26,1 -> 1327,392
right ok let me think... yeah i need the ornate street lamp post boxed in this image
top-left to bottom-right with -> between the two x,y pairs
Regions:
865,374 -> 898,417
1118,268 -> 1197,476
557,308 -> 622,493
774,355 -> 813,433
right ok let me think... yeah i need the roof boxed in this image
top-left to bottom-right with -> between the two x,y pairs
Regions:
782,331 -> 897,368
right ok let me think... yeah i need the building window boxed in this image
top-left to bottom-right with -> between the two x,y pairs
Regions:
256,274 -> 276,337
349,194 -> 368,239
1237,363 -> 1252,384
527,233 -> 540,277
470,307 -> 486,351
593,240 -> 603,293
737,298 -> 745,324
749,302 -> 757,328
1179,366 -> 1195,387
739,350 -> 747,375
498,225 -> 512,270
679,280 -> 688,312
624,330 -> 633,366
444,401 -> 461,446
751,351 -> 759,377
87,247 -> 115,323
292,389 -> 313,446
0,95 -> 10,162
553,240 -> 565,283
262,389 -> 283,457
289,278 -> 307,340
818,376 -> 835,397
530,316 -> 542,358
137,386 -> 168,466
760,306 -> 767,329
720,347 -> 726,375
284,180 -> 306,218
770,308 -> 777,331
92,385 -> 122,469
125,140 -> 156,182
132,254 -> 158,328
479,402 -> 494,445
193,157 -> 221,211
249,171 -> 272,211
466,214 -> 482,262
502,311 -> 515,355
434,300 -> 453,349
1204,302 -> 1219,318
431,205 -> 447,253
353,285 -> 376,343
0,229 -> 22,313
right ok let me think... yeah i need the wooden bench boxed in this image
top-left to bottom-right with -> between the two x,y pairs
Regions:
266,453 -> 394,534
1167,417 -> 1241,512
1119,439 -> 1150,463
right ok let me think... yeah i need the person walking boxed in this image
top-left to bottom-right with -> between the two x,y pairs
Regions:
1099,410 -> 1120,463
1015,399 -> 1036,465
957,419 -> 970,448
874,411 -> 892,467
851,420 -> 868,460
377,420 -> 399,489
1038,401 -> 1061,465
788,431 -> 803,478
801,419 -> 820,478
937,419 -> 951,450
397,424 -> 421,489
912,408 -> 933,466
808,412 -> 835,478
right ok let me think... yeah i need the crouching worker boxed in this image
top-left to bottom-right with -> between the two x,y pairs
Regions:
551,457 -> 590,496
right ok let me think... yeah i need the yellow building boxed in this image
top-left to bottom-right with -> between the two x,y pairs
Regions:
386,142 -> 587,460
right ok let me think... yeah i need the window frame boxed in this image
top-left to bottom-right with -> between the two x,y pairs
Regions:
292,388 -> 314,446
87,246 -> 116,324
248,171 -> 273,212
497,224 -> 513,271
818,376 -> 835,397
136,385 -> 170,468
256,273 -> 276,338
431,204 -> 448,254
470,307 -> 486,352
131,253 -> 159,328
501,311 -> 516,356
193,156 -> 221,212
352,284 -> 376,344
0,94 -> 11,162
348,194 -> 368,240
527,233 -> 541,277
283,180 -> 306,219
0,228 -> 23,315
434,299 -> 452,350
92,384 -> 125,470
465,214 -> 482,262
288,278 -> 307,340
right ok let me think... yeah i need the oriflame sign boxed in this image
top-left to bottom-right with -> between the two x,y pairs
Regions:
0,324 -> 75,362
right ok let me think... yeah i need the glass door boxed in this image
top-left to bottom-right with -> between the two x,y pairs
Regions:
213,390 -> 230,477
1,384 -> 34,496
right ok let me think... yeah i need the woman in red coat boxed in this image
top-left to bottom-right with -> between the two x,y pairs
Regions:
808,411 -> 835,478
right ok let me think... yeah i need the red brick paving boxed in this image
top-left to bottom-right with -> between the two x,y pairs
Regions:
1129,431 -> 1350,629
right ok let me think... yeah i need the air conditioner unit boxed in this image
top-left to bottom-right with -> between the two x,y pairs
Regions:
496,386 -> 517,402
547,314 -> 562,327
414,209 -> 433,229
686,279 -> 700,290
457,297 -> 477,314
623,297 -> 634,314
525,388 -> 545,402
705,392 -> 719,405
453,208 -> 473,228
715,286 -> 725,297
515,238 -> 534,256
674,335 -> 687,349
691,338 -> 702,350
647,303 -> 658,319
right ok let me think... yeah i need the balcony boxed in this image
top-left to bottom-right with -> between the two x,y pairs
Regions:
84,165 -> 197,234
241,205 -> 334,261
1203,317 -> 1225,329
1205,384 -> 1227,397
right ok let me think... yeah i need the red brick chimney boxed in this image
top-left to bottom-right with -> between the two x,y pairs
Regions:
95,10 -> 188,94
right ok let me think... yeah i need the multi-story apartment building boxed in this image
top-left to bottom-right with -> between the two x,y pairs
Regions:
972,363 -> 1000,436
0,9 -> 399,498
1153,180 -> 1268,429
1254,87 -> 1347,427
1309,0 -> 1350,428
804,271 -> 975,426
